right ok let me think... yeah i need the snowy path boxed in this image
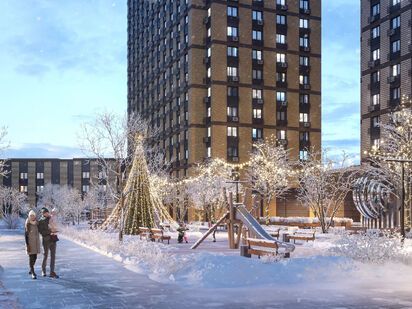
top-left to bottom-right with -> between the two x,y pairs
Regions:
2,229 -> 412,309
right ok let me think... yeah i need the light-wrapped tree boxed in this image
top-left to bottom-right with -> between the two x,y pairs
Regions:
297,150 -> 358,233
247,135 -> 291,224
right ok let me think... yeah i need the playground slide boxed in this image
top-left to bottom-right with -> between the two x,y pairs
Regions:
235,204 -> 295,252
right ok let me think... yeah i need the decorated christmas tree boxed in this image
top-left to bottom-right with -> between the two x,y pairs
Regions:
101,136 -> 175,234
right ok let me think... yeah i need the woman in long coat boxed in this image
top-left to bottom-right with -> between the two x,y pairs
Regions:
25,210 -> 41,279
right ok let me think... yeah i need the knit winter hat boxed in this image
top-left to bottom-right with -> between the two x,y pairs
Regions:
41,207 -> 49,214
28,210 -> 37,219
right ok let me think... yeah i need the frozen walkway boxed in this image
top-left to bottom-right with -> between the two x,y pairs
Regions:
2,229 -> 412,309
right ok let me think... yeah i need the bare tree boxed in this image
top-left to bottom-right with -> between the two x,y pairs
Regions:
247,135 -> 291,224
78,111 -> 153,240
0,186 -> 28,229
297,150 -> 358,233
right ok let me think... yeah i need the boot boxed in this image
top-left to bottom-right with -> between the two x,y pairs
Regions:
49,272 -> 59,279
41,270 -> 46,277
30,268 -> 37,279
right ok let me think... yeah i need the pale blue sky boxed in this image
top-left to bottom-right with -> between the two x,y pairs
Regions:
0,0 -> 360,161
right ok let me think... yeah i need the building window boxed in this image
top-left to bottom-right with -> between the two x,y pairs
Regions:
82,185 -> 90,193
20,186 -> 28,193
300,94 -> 309,104
277,0 -> 286,5
372,94 -> 380,106
277,111 -> 287,121
391,40 -> 400,53
252,108 -> 262,119
300,132 -> 309,142
36,185 -> 44,193
391,16 -> 400,29
252,10 -> 263,21
391,64 -> 400,77
252,49 -> 262,60
277,130 -> 286,140
371,3 -> 380,17
372,138 -> 380,149
252,30 -> 262,41
252,128 -> 263,140
36,172 -> 44,179
227,26 -> 238,37
252,69 -> 263,80
227,106 -> 238,117
299,56 -> 309,66
207,126 -> 211,137
299,150 -> 308,161
227,126 -> 238,137
227,6 -> 238,17
82,172 -> 90,179
20,172 -> 28,180
252,89 -> 263,99
299,112 -> 309,122
300,0 -> 309,10
276,34 -> 286,44
392,0 -> 401,5
207,146 -> 211,158
391,87 -> 400,100
299,34 -> 309,47
277,72 -> 286,83
276,15 -> 286,25
372,116 -> 380,128
227,46 -> 238,57
372,48 -> 380,61
228,86 -> 238,97
227,147 -> 238,158
276,53 -> 286,63
371,71 -> 380,83
299,18 -> 309,28
277,91 -> 286,102
371,26 -> 380,39
299,75 -> 309,85
227,66 -> 238,77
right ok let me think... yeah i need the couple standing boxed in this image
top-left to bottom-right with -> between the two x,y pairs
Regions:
25,207 -> 59,279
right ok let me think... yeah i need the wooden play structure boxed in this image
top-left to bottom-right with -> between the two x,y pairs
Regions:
191,191 -> 295,256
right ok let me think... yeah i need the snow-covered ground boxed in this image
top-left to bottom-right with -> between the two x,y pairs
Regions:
3,220 -> 412,308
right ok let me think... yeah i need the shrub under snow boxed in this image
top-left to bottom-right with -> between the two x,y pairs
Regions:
330,230 -> 409,264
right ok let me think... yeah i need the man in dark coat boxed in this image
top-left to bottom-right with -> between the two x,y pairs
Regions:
38,207 -> 59,278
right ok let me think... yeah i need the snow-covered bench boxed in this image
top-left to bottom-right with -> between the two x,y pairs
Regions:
150,228 -> 171,244
288,230 -> 316,243
246,238 -> 279,258
269,228 -> 280,239
345,226 -> 367,235
138,227 -> 151,240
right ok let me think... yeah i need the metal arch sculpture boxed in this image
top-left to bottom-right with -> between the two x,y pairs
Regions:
353,176 -> 392,220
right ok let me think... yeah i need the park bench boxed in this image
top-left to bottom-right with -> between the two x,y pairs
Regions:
138,227 -> 151,240
288,230 -> 316,243
246,238 -> 279,258
269,228 -> 280,239
345,226 -> 367,235
89,219 -> 104,230
150,228 -> 171,244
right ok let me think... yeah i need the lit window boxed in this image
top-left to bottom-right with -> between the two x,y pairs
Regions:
371,4 -> 380,16
227,26 -> 238,37
371,26 -> 380,39
82,172 -> 90,179
252,10 -> 263,21
391,40 -> 400,53
36,185 -> 44,192
20,172 -> 28,180
227,46 -> 238,57
299,56 -> 309,66
252,30 -> 262,41
227,126 -> 238,137
299,113 -> 309,122
299,75 -> 309,85
227,6 -> 238,17
300,0 -> 309,10
20,186 -> 28,193
300,94 -> 309,104
391,16 -> 400,29
252,49 -> 262,60
252,108 -> 262,119
227,106 -> 238,117
276,34 -> 286,44
299,34 -> 309,47
299,18 -> 309,28
276,53 -> 286,63
227,66 -> 238,77
372,94 -> 380,106
372,116 -> 380,128
276,15 -> 286,25
277,130 -> 286,140
82,185 -> 90,193
207,147 -> 211,158
277,91 -> 286,102
299,150 -> 308,161
252,128 -> 263,140
36,172 -> 44,179
277,0 -> 286,5
252,89 -> 263,99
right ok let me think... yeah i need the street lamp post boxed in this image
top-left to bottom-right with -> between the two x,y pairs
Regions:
385,158 -> 412,238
